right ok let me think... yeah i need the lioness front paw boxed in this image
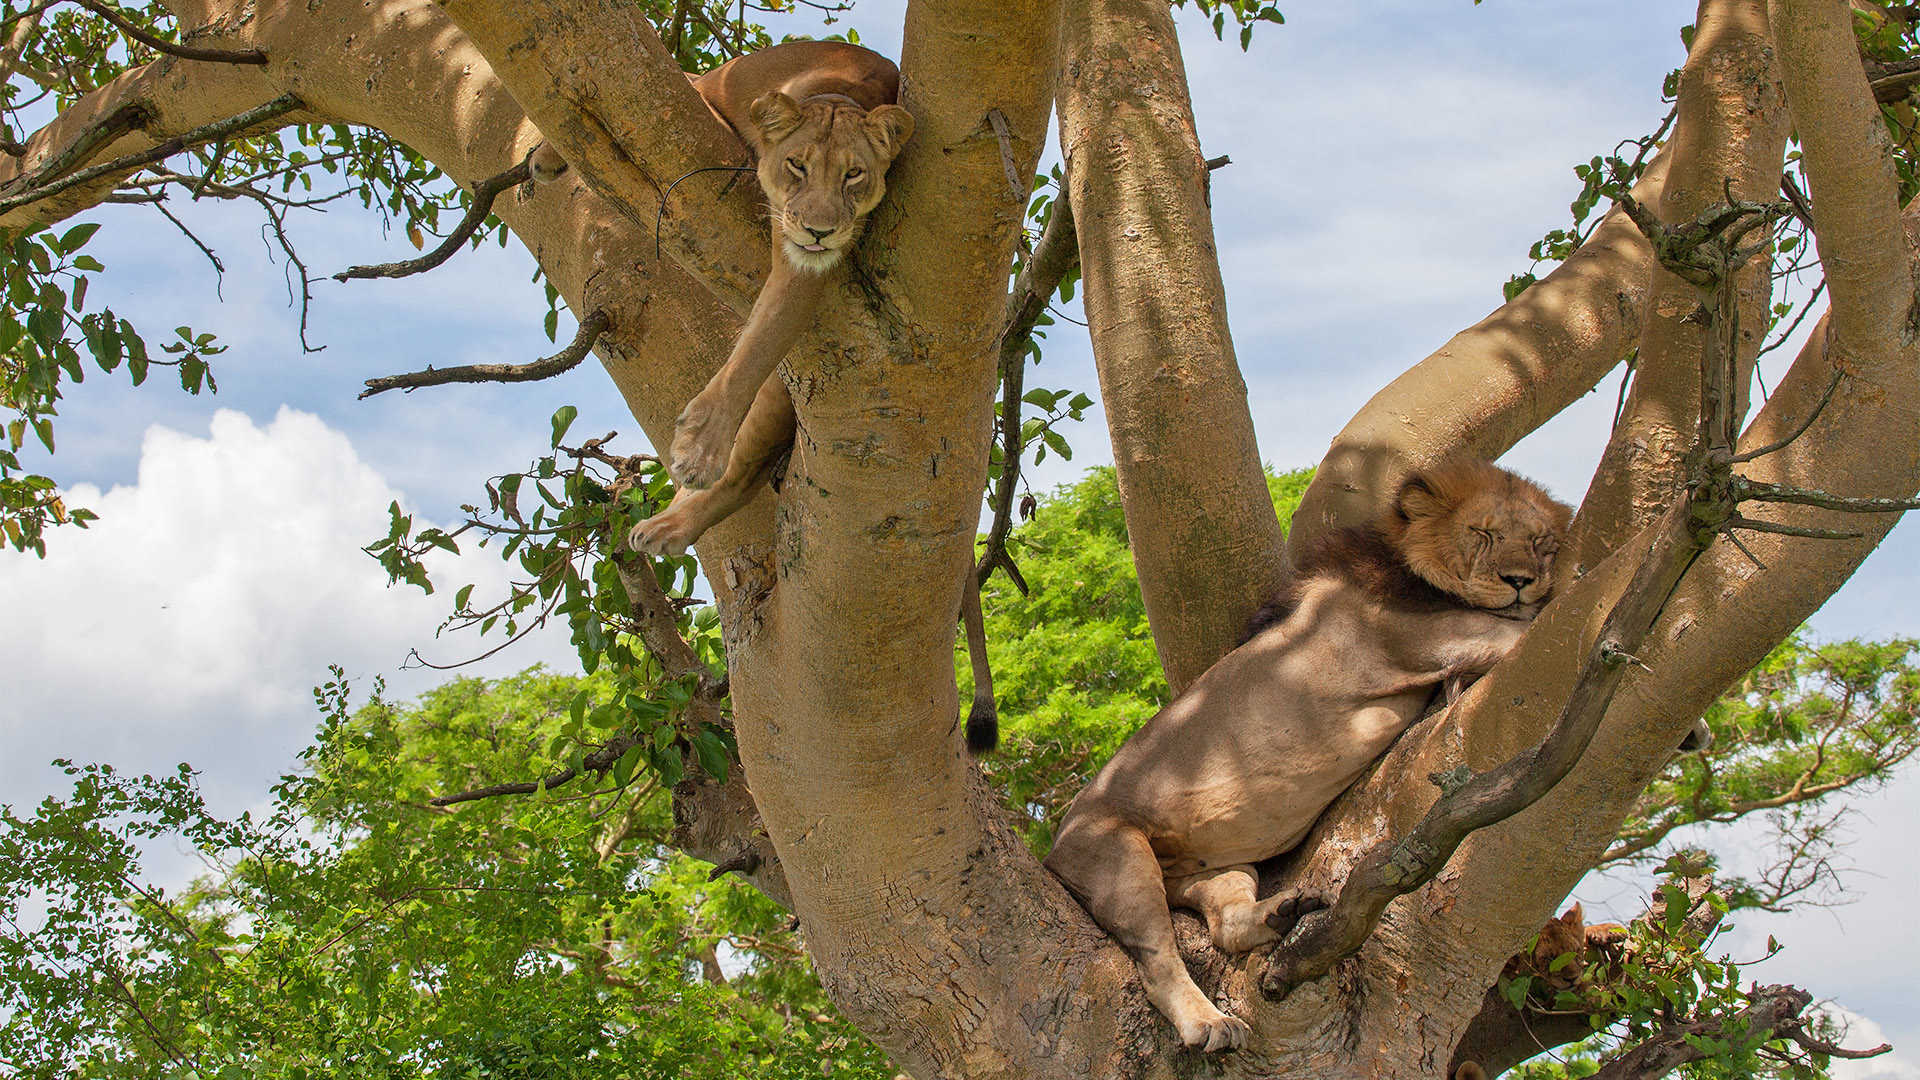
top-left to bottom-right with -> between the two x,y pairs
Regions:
628,503 -> 702,557
1262,893 -> 1329,939
669,397 -> 735,490
1179,1012 -> 1250,1053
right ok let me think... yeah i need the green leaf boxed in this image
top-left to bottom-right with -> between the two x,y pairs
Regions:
693,729 -> 731,781
57,222 -> 101,254
549,405 -> 578,449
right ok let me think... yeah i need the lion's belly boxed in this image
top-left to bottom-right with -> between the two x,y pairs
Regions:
1144,701 -> 1422,878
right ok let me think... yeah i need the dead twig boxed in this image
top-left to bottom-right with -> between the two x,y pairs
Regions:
359,309 -> 611,398
334,157 -> 534,281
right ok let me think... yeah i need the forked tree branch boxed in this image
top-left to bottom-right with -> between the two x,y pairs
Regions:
334,157 -> 534,282
358,309 -> 611,398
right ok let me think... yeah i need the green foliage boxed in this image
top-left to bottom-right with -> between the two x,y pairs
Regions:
1508,863 -> 1846,1080
1608,634 -> 1920,911
970,464 -> 1313,851
1170,0 -> 1286,51
0,218 -> 229,554
0,667 -> 895,1079
365,408 -> 734,792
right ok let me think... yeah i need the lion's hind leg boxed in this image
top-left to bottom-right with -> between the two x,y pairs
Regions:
1044,815 -> 1250,1053
1166,867 -> 1328,955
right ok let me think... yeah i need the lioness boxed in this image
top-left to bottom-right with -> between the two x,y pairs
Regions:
623,40 -> 914,557
1044,459 -> 1572,1052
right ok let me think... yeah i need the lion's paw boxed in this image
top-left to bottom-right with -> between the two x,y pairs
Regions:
1261,893 -> 1329,939
1179,1012 -> 1250,1053
628,506 -> 701,557
669,398 -> 735,490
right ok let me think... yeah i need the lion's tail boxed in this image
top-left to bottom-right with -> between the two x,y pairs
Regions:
961,570 -> 998,754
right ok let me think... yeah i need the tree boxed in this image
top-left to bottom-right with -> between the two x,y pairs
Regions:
3,0 -> 1918,1076
6,472 -> 1911,1077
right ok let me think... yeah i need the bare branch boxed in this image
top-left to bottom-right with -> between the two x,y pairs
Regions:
66,0 -> 267,65
0,92 -> 299,217
1729,367 -> 1843,463
359,309 -> 611,398
334,157 -> 533,281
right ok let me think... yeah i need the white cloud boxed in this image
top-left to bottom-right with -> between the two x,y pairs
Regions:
0,407 -> 576,820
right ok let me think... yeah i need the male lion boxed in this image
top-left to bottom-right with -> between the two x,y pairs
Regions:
1044,459 -> 1572,1052
622,40 -> 914,557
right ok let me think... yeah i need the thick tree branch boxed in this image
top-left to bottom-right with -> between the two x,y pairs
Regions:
1289,152 -> 1670,551
437,0 -> 765,312
1058,0 -> 1284,691
358,308 -> 611,398
334,157 -> 534,282
1567,0 -> 1786,571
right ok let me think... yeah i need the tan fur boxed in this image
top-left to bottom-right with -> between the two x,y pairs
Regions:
1043,461 -> 1571,1053
621,41 -> 913,535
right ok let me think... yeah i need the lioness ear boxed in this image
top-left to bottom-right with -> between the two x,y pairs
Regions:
863,104 -> 915,159
749,92 -> 804,148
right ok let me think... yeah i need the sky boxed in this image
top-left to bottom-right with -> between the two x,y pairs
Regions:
1,1 -> 1915,1073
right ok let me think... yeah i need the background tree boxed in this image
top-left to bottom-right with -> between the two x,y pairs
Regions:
3,0 -> 1919,1076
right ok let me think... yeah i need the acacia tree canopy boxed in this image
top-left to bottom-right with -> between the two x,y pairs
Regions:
3,0 -> 1919,1076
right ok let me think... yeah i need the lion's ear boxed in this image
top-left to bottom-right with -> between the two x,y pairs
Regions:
1395,474 -> 1447,524
863,104 -> 915,159
749,92 -> 804,148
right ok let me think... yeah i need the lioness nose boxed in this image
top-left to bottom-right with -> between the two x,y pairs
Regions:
804,225 -> 833,240
1500,573 -> 1535,591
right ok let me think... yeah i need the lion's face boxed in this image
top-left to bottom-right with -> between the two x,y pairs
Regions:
749,92 -> 914,273
1390,460 -> 1572,610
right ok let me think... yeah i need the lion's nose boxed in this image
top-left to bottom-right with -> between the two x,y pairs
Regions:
804,225 -> 834,241
1500,573 -> 1535,591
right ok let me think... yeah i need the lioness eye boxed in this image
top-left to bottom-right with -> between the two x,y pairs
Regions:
845,167 -> 865,182
786,158 -> 806,178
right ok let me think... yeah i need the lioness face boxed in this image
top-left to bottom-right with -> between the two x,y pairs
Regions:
1394,461 -> 1571,610
749,92 -> 914,273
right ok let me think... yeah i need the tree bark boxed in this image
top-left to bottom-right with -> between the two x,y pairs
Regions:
1057,0 -> 1285,691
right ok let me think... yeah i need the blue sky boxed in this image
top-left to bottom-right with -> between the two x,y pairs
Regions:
1,1 -> 1914,1072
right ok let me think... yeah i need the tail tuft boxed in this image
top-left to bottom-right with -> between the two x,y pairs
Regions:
965,695 -> 998,754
